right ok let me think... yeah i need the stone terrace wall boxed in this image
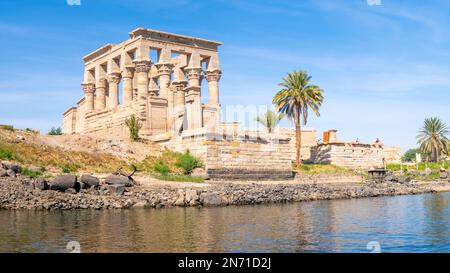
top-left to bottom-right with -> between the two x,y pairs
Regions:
310,142 -> 384,169
164,129 -> 294,180
382,147 -> 402,164
83,106 -> 134,139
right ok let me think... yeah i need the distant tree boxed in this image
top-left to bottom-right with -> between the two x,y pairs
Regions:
417,117 -> 449,162
273,70 -> 324,166
48,127 -> 62,135
255,110 -> 285,133
402,148 -> 431,162
125,114 -> 141,141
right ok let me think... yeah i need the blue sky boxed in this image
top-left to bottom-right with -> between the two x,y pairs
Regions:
1,0 -> 449,151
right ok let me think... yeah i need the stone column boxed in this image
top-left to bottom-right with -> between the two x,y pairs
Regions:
107,72 -> 121,110
122,65 -> 134,106
156,62 -> 174,131
205,69 -> 222,106
173,81 -> 187,108
82,83 -> 95,112
184,67 -> 203,130
134,60 -> 152,133
95,79 -> 106,110
155,63 -> 174,99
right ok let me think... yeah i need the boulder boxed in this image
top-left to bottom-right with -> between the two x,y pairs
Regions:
199,192 -> 228,206
80,174 -> 100,187
0,169 -> 7,177
440,173 -> 448,179
49,175 -> 77,192
65,188 -> 77,194
6,169 -> 16,177
34,178 -> 49,190
105,175 -> 133,187
425,168 -> 432,175
5,164 -> 22,174
384,175 -> 398,183
191,168 -> 205,176
106,184 -> 125,195
185,189 -> 199,205
397,176 -> 412,184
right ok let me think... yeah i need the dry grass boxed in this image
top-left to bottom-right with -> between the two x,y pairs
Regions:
0,134 -> 127,174
295,163 -> 355,175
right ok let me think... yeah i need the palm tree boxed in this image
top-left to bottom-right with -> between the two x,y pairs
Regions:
255,110 -> 285,133
417,117 -> 449,162
273,70 -> 324,166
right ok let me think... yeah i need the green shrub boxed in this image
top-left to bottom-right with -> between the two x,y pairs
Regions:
125,114 -> 141,141
175,150 -> 202,175
0,145 -> 15,160
62,164 -> 77,173
0,125 -> 14,131
153,160 -> 170,176
155,174 -> 204,183
22,167 -> 43,178
48,127 -> 62,135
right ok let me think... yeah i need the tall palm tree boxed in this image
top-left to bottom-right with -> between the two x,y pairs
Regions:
255,110 -> 285,133
417,117 -> 449,162
273,70 -> 324,166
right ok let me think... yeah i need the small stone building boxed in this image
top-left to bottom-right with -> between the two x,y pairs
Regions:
310,131 -> 401,169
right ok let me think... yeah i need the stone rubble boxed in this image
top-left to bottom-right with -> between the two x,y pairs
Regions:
0,171 -> 441,211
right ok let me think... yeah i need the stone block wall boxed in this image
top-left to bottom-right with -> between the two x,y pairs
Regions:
83,106 -> 134,139
165,130 -> 294,180
382,147 -> 402,164
310,142 -> 384,169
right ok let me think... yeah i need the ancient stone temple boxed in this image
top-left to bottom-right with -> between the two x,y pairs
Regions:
62,28 -> 222,140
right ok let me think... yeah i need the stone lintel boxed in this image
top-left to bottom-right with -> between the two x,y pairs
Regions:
82,44 -> 114,63
129,28 -> 222,50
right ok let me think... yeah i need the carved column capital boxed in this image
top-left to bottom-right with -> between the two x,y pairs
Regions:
134,60 -> 151,73
184,67 -> 203,81
81,83 -> 95,94
107,72 -> 121,84
122,65 -> 135,78
156,62 -> 174,76
205,69 -> 222,82
171,80 -> 188,92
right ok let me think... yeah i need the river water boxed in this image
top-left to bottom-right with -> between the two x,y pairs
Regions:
1,192 -> 450,253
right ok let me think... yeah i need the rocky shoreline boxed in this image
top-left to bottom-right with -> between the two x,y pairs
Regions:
0,173 -> 444,210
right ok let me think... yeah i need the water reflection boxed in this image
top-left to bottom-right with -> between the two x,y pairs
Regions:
1,192 -> 450,252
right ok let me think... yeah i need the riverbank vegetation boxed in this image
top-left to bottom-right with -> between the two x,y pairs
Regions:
294,163 -> 356,175
0,128 -> 204,182
133,150 -> 204,182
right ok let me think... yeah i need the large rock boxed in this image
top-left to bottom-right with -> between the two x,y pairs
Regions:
80,174 -> 100,187
0,169 -> 7,177
35,178 -> 49,190
384,175 -> 398,183
199,192 -> 228,206
49,175 -> 77,192
440,173 -> 448,179
105,175 -> 133,187
191,168 -> 209,179
106,184 -> 125,195
185,189 -> 200,205
4,163 -> 21,174
6,169 -> 16,178
65,188 -> 77,194
397,176 -> 412,184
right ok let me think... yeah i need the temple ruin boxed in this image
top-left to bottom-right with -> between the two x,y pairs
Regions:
63,28 -> 222,139
62,28 -> 400,179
